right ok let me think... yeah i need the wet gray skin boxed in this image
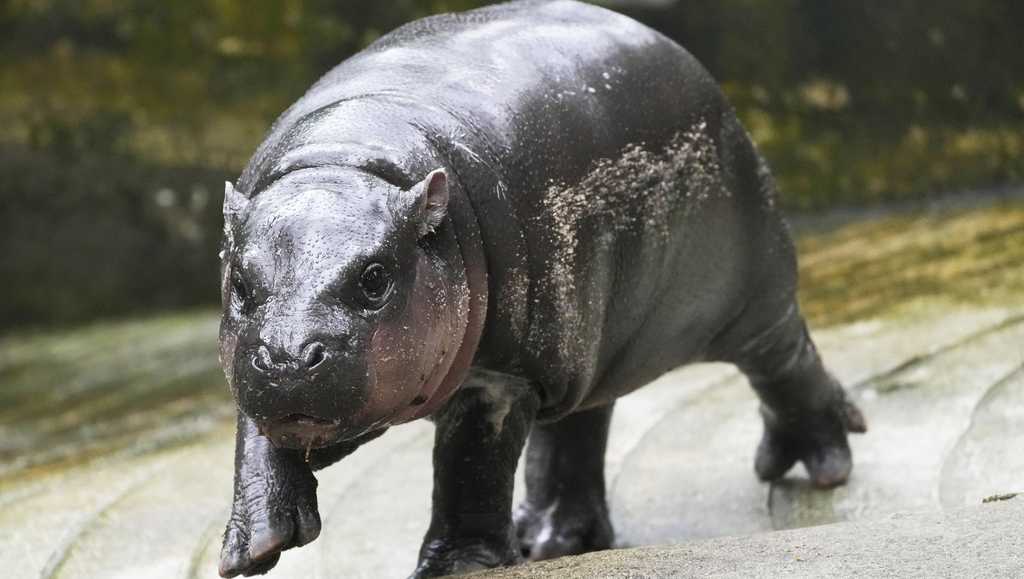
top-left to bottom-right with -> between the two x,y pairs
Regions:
216,1 -> 865,577
220,169 -> 466,449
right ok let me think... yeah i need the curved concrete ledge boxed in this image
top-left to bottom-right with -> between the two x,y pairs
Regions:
475,497 -> 1024,578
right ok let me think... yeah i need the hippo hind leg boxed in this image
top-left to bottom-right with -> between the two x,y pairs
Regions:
514,404 -> 615,560
715,300 -> 867,489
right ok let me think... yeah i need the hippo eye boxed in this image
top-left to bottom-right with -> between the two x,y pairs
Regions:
359,263 -> 393,307
231,269 -> 254,312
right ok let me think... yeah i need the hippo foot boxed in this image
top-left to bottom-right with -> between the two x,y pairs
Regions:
755,399 -> 867,489
514,497 -> 614,561
219,473 -> 321,577
412,536 -> 521,578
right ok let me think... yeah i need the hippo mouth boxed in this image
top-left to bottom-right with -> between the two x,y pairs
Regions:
260,413 -> 345,450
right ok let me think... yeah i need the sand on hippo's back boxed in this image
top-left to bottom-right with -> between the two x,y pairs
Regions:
530,119 -> 724,365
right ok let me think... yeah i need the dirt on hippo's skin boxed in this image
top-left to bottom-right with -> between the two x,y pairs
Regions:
529,119 -> 724,367
497,264 -> 530,345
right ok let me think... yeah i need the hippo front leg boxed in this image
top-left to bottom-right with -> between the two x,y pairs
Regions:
413,372 -> 539,578
219,413 -> 322,577
515,404 -> 615,560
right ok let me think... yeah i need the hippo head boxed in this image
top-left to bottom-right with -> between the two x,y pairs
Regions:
218,167 -> 470,450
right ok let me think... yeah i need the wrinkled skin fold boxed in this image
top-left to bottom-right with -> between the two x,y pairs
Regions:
219,414 -> 321,578
216,1 -> 867,576
219,415 -> 386,578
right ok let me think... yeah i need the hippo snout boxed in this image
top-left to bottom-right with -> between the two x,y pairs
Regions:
250,340 -> 329,377
232,331 -> 373,446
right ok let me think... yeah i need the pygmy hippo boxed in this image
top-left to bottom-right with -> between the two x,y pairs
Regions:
216,1 -> 867,576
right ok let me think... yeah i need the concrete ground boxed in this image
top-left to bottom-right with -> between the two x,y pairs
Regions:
475,497 -> 1024,578
2,193 -> 1024,578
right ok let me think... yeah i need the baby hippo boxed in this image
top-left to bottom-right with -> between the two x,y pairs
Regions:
216,1 -> 866,576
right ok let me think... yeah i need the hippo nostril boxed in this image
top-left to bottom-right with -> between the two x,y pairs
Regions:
252,345 -> 274,374
302,342 -> 327,370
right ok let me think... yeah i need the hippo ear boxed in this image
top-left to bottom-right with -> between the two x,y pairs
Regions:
410,168 -> 449,237
222,181 -> 248,248
223,181 -> 248,221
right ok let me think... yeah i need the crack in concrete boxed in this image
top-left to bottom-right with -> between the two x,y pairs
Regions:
938,362 -> 1024,509
40,468 -> 161,579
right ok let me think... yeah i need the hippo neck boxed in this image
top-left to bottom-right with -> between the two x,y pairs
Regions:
398,169 -> 489,422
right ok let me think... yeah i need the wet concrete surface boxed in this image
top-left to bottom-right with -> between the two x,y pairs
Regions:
473,497 -> 1024,578
2,197 -> 1024,578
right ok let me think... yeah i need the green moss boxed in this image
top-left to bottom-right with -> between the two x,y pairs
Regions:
0,309 -> 230,479
797,202 -> 1024,327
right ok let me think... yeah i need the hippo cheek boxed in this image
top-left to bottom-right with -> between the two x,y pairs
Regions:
367,320 -> 437,417
218,331 -> 239,395
218,311 -> 250,398
367,305 -> 466,426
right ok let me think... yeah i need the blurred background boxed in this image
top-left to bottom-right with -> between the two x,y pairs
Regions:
2,2 -> 1024,576
1,0 -> 1021,329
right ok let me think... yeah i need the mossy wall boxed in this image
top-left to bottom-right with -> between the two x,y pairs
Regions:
1,0 -> 1021,327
